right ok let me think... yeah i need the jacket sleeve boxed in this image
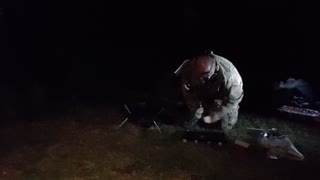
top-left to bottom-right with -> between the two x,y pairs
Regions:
219,78 -> 244,115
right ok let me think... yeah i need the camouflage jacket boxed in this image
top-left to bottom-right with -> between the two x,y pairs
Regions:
175,54 -> 244,115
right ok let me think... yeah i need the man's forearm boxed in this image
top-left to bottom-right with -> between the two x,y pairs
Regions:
203,99 -> 240,124
182,92 -> 200,114
181,80 -> 201,114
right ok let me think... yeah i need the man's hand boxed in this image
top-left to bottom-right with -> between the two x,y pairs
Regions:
203,112 -> 222,124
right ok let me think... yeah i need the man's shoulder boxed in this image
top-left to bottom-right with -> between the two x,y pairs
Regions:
214,54 -> 242,83
214,54 -> 239,73
214,54 -> 234,66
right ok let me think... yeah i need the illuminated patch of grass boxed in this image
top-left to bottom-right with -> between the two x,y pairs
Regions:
0,106 -> 319,179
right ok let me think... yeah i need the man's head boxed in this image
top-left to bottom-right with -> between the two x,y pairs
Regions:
192,51 -> 216,83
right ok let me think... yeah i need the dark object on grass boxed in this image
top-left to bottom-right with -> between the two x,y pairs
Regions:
182,129 -> 227,145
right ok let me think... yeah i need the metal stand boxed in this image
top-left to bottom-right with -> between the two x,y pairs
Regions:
117,104 -> 131,130
117,104 -> 163,133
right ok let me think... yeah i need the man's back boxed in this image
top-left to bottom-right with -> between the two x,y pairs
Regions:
178,54 -> 243,102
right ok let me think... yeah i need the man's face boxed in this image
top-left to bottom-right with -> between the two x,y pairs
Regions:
193,56 -> 216,83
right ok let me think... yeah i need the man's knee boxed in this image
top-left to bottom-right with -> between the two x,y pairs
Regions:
221,107 -> 239,131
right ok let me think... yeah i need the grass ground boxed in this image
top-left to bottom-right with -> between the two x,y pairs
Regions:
0,104 -> 320,180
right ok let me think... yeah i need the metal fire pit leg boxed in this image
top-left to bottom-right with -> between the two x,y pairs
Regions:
153,120 -> 162,133
117,104 -> 132,130
117,117 -> 129,130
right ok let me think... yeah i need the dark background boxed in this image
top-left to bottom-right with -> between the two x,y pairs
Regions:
0,0 -> 318,119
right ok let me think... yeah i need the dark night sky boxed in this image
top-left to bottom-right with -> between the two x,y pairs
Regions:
0,0 -> 318,113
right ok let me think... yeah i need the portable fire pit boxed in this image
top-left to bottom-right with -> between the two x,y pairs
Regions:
117,102 -> 165,133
